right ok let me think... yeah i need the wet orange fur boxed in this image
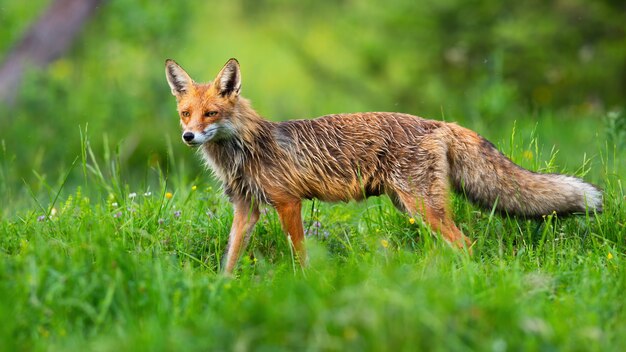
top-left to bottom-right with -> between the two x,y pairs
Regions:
166,58 -> 602,274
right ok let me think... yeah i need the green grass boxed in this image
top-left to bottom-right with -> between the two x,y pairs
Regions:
0,126 -> 625,351
2,2 -> 625,350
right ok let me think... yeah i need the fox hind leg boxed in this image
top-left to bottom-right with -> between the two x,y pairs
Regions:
390,187 -> 472,252
389,135 -> 472,251
274,200 -> 308,266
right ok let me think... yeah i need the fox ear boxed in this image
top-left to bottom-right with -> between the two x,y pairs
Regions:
213,58 -> 241,97
165,59 -> 193,96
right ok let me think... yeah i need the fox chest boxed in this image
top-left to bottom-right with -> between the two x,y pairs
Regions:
200,149 -> 270,204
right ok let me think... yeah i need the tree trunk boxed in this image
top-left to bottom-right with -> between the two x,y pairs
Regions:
0,0 -> 105,105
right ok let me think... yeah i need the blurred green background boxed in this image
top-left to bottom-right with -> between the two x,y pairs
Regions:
1,0 -> 624,216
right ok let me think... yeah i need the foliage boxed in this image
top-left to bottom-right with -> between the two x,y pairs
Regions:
0,1 -> 624,202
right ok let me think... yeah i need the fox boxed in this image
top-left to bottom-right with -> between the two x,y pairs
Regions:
165,58 -> 602,274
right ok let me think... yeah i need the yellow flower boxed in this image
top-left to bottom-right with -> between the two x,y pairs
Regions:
380,239 -> 389,248
38,326 -> 50,338
409,217 -> 415,224
343,327 -> 358,341
165,192 -> 173,199
608,252 -> 614,260
191,185 -> 197,191
523,150 -> 533,161
50,59 -> 71,80
19,239 -> 29,252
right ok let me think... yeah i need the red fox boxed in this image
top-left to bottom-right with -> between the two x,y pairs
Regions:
165,58 -> 602,273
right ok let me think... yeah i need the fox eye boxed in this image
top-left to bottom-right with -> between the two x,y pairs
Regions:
181,111 -> 190,117
204,111 -> 218,117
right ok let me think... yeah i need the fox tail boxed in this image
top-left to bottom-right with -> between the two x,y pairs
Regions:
446,124 -> 602,217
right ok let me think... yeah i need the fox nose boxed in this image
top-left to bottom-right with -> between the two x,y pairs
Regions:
182,132 -> 194,142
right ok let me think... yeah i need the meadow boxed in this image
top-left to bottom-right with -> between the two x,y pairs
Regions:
1,1 -> 625,350
1,116 -> 625,350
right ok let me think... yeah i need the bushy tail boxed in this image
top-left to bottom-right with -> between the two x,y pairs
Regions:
446,124 -> 603,216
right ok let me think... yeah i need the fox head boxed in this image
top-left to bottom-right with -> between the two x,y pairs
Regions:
165,58 -> 242,146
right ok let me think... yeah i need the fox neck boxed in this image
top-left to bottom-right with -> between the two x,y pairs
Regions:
225,97 -> 268,147
199,97 -> 274,203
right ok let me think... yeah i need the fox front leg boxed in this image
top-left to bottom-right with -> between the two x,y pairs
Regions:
223,199 -> 260,274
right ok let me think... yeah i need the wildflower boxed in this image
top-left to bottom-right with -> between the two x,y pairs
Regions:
113,211 -> 122,218
20,239 -> 29,251
158,218 -> 165,225
144,191 -> 152,197
409,217 -> 416,225
129,192 -> 137,199
38,326 -> 50,338
608,252 -> 614,260
523,150 -> 533,161
343,327 -> 358,341
174,210 -> 182,218
37,215 -> 46,222
191,185 -> 197,191
165,192 -> 173,199
111,202 -> 118,207
380,239 -> 389,248
50,208 -> 57,217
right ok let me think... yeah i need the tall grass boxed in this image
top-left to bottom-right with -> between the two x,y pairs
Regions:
0,122 -> 624,351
